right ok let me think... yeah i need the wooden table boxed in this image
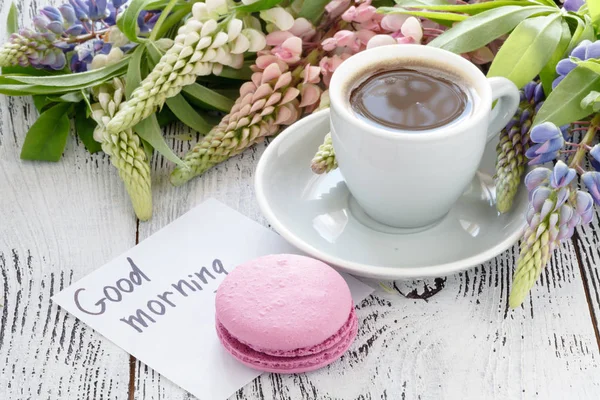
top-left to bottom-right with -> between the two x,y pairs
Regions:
2,1 -> 600,399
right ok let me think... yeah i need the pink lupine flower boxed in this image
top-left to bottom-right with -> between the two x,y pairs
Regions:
342,3 -> 377,23
320,53 -> 350,86
289,18 -> 316,40
266,30 -> 294,46
300,83 -> 322,108
400,17 -> 423,43
326,0 -> 351,19
367,34 -> 397,49
381,14 -> 408,32
271,36 -> 303,64
303,65 -> 321,84
466,46 -> 494,64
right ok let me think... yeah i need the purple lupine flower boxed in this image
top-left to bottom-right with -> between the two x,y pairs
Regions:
525,167 -> 551,194
70,39 -> 111,72
582,171 -> 600,205
526,122 -> 565,165
564,0 -> 584,12
550,160 -> 576,189
574,190 -> 594,224
69,0 -> 110,21
138,10 -> 162,33
554,40 -> 600,88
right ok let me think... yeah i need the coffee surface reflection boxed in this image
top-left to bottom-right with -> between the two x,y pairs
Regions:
350,68 -> 471,131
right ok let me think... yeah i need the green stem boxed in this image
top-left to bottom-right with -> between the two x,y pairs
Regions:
569,114 -> 600,169
149,0 -> 178,41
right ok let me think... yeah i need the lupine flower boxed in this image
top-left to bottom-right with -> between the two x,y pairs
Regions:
311,133 -> 338,174
138,10 -> 162,33
525,122 -> 565,165
70,40 -> 112,72
91,78 -> 153,221
525,167 -> 551,193
510,161 -> 584,307
260,7 -> 295,31
563,0 -> 584,12
550,160 -> 577,188
553,40 -> 600,88
171,62 -> 301,186
495,81 -> 545,213
106,1 -> 267,134
582,171 -> 600,205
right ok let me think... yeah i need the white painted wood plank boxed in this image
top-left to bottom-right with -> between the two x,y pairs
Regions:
0,1 -> 135,398
135,138 -> 600,400
573,207 -> 600,349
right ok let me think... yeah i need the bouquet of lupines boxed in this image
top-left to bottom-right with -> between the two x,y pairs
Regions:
3,0 -> 600,307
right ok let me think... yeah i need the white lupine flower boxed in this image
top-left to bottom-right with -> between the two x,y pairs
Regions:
91,79 -> 152,221
260,7 -> 295,30
106,3 -> 266,134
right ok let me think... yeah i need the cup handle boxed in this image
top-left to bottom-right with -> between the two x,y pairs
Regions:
486,77 -> 520,142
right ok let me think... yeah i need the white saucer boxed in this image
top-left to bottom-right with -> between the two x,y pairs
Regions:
255,109 -> 528,280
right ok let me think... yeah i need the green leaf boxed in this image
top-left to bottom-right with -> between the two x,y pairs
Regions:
487,14 -> 562,89
580,14 -> 596,42
6,57 -> 129,88
126,45 -> 146,99
74,103 -> 102,154
151,6 -> 192,39
534,66 -> 600,126
575,59 -> 600,75
581,90 -> 600,112
156,106 -> 177,127
20,103 -> 72,162
379,7 -> 467,26
298,0 -> 330,23
165,94 -> 212,134
236,0 -> 284,12
587,0 -> 600,24
118,0 -> 155,43
47,92 -> 85,103
182,83 -> 234,112
390,1 -> 539,15
7,2 -> 18,35
218,63 -> 254,80
32,96 -> 55,112
134,114 -> 184,166
141,138 -> 154,161
428,6 -> 554,53
0,65 -> 63,76
539,20 -> 571,96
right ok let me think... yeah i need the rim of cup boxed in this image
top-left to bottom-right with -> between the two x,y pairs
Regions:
328,44 -> 493,142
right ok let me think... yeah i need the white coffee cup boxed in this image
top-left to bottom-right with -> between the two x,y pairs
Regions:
329,44 -> 520,230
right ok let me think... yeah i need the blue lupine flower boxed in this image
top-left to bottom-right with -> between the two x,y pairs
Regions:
574,190 -> 594,224
138,10 -> 162,33
550,160 -> 576,189
564,0 -> 584,12
70,39 -> 111,72
525,167 -> 551,193
582,171 -> 600,205
554,40 -> 600,89
526,122 -> 565,165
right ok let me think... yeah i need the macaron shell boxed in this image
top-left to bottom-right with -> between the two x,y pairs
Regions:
218,299 -> 356,357
217,308 -> 358,374
215,254 -> 353,352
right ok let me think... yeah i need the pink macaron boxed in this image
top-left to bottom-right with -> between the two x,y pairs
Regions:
215,254 -> 357,374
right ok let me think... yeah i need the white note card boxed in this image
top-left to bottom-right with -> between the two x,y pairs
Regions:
53,199 -> 374,400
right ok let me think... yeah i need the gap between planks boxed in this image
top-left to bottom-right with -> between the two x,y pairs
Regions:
129,218 -> 141,400
572,231 -> 600,353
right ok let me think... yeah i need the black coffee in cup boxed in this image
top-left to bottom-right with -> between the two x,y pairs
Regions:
350,68 -> 472,131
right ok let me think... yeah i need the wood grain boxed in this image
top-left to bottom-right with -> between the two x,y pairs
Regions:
133,138 -> 600,399
1,1 -> 600,399
0,1 -> 135,398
